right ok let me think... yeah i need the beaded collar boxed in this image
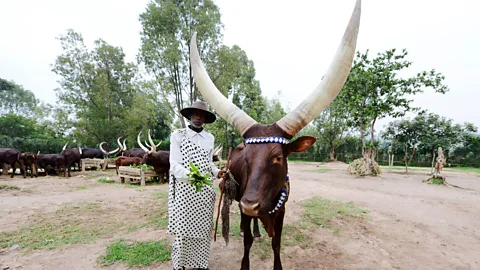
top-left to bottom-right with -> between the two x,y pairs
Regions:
268,176 -> 290,215
244,136 -> 290,145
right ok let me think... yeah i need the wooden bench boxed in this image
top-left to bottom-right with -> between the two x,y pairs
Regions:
81,158 -> 104,172
117,166 -> 158,186
102,159 -> 116,170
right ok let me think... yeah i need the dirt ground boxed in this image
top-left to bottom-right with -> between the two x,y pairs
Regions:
1,162 -> 479,270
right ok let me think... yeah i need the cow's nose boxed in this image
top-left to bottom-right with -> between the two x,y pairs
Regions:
240,201 -> 260,216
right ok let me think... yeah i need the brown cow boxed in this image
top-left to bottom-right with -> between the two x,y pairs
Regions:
137,130 -> 170,184
60,143 -> 82,177
0,148 -> 26,178
189,1 -> 361,269
20,152 -> 38,178
115,156 -> 142,175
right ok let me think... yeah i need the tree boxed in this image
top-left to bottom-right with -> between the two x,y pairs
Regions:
138,0 -> 223,128
382,112 -> 467,172
203,44 -> 269,153
0,78 -> 38,117
262,93 -> 287,124
313,94 -> 351,161
341,49 -> 449,157
52,29 -> 161,146
413,112 -> 464,172
0,114 -> 37,138
451,124 -> 480,166
382,118 -> 421,173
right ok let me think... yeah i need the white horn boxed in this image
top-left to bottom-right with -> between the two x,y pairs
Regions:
147,129 -> 157,154
123,139 -> 127,150
99,142 -> 108,155
109,147 -> 120,155
276,0 -> 362,137
117,137 -> 124,150
137,131 -> 150,152
190,33 -> 258,136
62,142 -> 68,151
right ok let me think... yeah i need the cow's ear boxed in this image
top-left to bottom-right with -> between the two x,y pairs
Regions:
286,136 -> 316,155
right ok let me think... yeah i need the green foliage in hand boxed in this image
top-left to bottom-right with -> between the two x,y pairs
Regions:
182,163 -> 212,193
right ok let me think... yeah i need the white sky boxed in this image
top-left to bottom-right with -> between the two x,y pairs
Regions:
1,0 -> 479,131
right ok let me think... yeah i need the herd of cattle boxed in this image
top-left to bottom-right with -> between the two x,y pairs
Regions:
0,130 -> 223,182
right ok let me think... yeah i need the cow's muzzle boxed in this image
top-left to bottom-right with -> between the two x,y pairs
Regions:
240,201 -> 260,216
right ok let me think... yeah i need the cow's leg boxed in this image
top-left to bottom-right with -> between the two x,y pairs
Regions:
253,218 -> 262,240
10,162 -> 16,178
239,203 -> 244,236
240,214 -> 253,270
272,209 -> 285,270
20,161 -> 26,178
67,164 -> 71,177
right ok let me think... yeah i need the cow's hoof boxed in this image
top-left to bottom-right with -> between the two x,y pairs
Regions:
254,235 -> 262,241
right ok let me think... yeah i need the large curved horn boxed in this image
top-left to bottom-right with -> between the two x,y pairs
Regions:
213,144 -> 222,156
62,142 -> 68,151
190,33 -> 257,136
276,0 -> 362,137
117,137 -> 124,150
122,139 -> 127,150
137,131 -> 150,152
78,145 -> 82,155
109,147 -> 120,155
37,151 -> 40,155
147,129 -> 157,154
99,142 -> 108,155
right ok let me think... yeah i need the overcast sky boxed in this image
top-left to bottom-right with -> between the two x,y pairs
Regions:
1,0 -> 479,131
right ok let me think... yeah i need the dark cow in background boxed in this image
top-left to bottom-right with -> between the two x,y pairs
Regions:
138,130 -> 170,184
189,1 -> 361,268
0,148 -> 26,178
20,152 -> 38,178
80,147 -> 103,159
117,137 -> 147,158
61,143 -> 82,177
37,153 -> 66,177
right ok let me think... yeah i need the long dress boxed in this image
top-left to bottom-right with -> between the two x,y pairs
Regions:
168,129 -> 216,269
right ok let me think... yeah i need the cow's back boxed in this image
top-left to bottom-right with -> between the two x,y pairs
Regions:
0,148 -> 21,163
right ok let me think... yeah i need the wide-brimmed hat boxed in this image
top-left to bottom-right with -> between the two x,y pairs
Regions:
180,100 -> 216,124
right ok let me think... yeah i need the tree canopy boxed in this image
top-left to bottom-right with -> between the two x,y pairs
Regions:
340,49 -> 449,154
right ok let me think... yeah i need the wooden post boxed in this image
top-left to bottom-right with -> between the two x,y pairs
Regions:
141,170 -> 146,187
82,161 -> 86,173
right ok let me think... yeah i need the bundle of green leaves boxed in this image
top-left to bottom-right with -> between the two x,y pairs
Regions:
182,162 -> 212,193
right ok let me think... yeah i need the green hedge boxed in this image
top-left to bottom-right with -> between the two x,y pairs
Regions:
0,136 -> 66,154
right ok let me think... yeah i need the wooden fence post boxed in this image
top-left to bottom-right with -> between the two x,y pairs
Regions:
140,170 -> 146,187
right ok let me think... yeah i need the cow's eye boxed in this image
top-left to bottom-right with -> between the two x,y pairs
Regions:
273,156 -> 283,164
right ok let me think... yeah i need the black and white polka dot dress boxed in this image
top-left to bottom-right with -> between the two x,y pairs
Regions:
168,129 -> 216,269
